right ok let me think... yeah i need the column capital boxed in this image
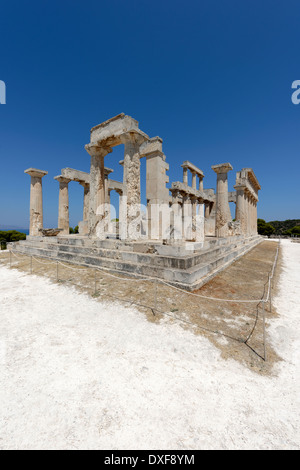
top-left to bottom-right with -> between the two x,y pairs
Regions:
234,184 -> 247,192
104,167 -> 114,178
212,163 -> 233,174
85,143 -> 112,158
190,195 -> 198,204
25,168 -> 48,178
78,180 -> 90,189
54,175 -> 71,184
120,129 -> 148,146
171,189 -> 181,202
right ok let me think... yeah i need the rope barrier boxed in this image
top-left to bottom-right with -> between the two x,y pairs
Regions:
4,240 -> 280,362
6,244 -> 280,304
32,256 -> 57,266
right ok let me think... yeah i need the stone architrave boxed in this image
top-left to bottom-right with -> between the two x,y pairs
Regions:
24,168 -> 48,236
212,163 -> 233,238
54,175 -> 71,235
85,143 -> 112,239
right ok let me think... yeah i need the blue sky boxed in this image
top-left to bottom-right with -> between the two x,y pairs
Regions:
0,0 -> 299,229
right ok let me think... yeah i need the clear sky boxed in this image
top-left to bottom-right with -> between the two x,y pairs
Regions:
0,0 -> 299,229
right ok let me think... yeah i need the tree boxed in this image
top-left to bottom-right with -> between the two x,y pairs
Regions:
257,219 -> 276,237
284,226 -> 300,237
0,230 -> 26,249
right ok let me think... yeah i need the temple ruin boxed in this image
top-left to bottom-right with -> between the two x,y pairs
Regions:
11,114 -> 262,290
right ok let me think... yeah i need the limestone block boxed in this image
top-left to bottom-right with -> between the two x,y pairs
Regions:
90,114 -> 141,147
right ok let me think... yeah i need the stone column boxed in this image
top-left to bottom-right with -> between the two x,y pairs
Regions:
198,175 -> 204,192
191,172 -> 197,190
245,192 -> 251,235
204,202 -> 211,219
234,185 -> 247,235
254,201 -> 258,234
114,189 -> 123,238
251,196 -> 255,235
182,194 -> 193,241
191,197 -> 198,242
104,167 -> 113,233
120,132 -> 147,240
78,181 -> 90,236
212,163 -> 233,238
252,197 -> 256,235
170,190 -> 182,242
24,168 -> 48,236
81,182 -> 90,223
85,143 -> 112,239
54,176 -> 71,235
250,197 -> 254,235
118,160 -> 127,240
183,167 -> 188,185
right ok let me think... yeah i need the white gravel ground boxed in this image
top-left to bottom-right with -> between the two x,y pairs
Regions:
0,239 -> 299,450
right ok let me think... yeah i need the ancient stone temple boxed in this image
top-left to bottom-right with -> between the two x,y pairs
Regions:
13,114 -> 262,290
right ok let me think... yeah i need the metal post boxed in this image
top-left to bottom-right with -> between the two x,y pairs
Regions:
154,278 -> 158,312
269,277 -> 272,313
262,301 -> 267,362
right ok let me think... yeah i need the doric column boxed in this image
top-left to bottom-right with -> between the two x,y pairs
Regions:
80,182 -> 90,223
24,168 -> 48,236
140,137 -> 170,241
212,163 -> 233,237
204,202 -> 211,219
250,196 -> 253,234
85,143 -> 112,239
54,176 -> 71,235
118,160 -> 127,240
183,167 -> 188,185
191,196 -> 199,242
104,168 -> 113,233
182,194 -> 193,241
234,185 -> 247,235
198,175 -> 204,192
252,197 -> 256,235
170,190 -> 182,242
251,197 -> 255,235
254,201 -> 258,234
191,172 -> 197,190
120,131 -> 147,240
245,192 -> 251,235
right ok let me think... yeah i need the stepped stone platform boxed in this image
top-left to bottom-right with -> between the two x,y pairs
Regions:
8,234 -> 262,291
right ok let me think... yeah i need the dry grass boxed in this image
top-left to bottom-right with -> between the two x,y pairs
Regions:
0,240 -> 281,375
